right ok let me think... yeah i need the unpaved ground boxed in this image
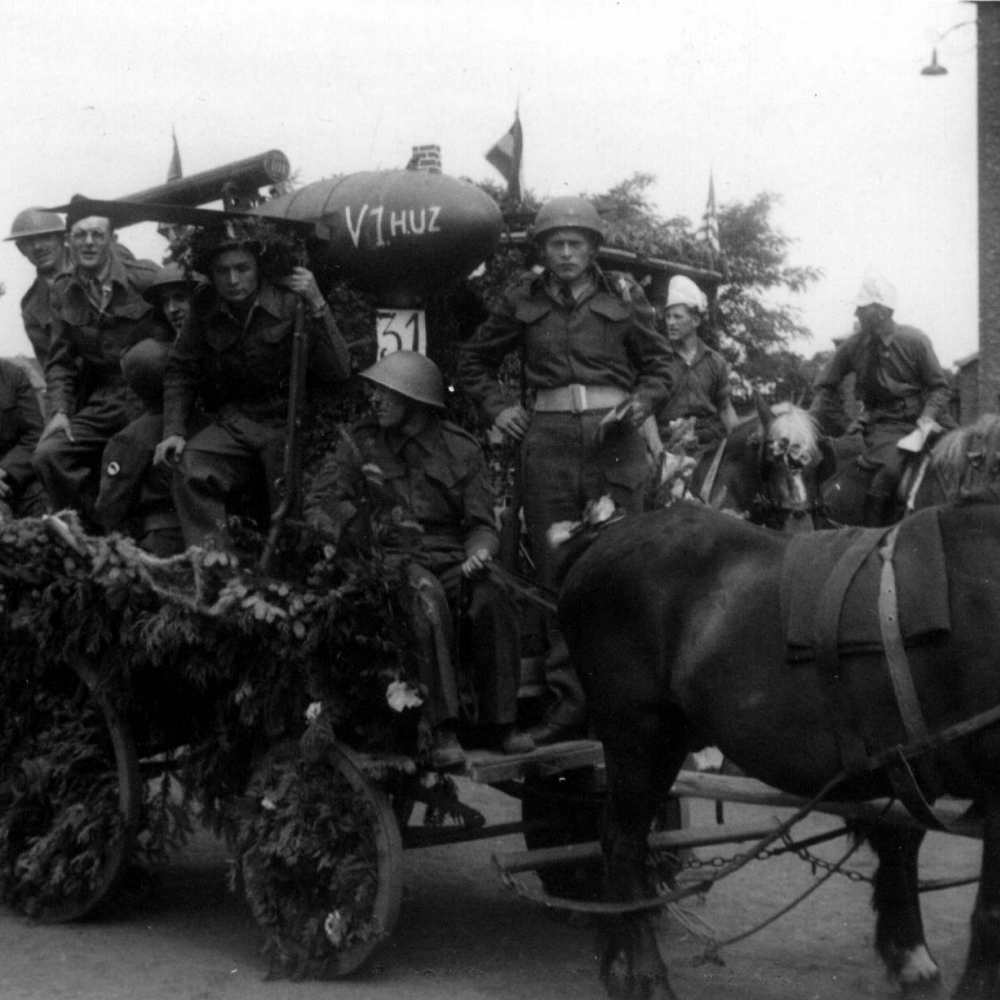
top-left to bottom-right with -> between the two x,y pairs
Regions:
0,783 -> 981,1000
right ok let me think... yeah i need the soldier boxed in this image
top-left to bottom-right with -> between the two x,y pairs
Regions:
810,269 -> 951,525
154,221 -> 351,548
458,196 -> 673,751
4,207 -> 70,371
142,263 -> 195,337
32,212 -> 162,526
305,352 -> 519,767
0,358 -> 47,520
95,339 -> 184,556
655,275 -> 738,454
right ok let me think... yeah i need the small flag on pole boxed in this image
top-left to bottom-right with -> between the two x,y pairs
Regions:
697,172 -> 720,261
485,113 -> 523,204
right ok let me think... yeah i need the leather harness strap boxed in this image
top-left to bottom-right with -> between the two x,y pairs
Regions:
814,528 -> 889,775
699,436 -> 729,505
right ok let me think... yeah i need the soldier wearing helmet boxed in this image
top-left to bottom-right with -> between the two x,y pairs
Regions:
154,220 -> 351,548
458,195 -> 673,751
305,351 -> 520,768
809,268 -> 952,525
0,358 -> 47,522
32,210 -> 162,528
142,263 -> 196,337
4,207 -> 71,370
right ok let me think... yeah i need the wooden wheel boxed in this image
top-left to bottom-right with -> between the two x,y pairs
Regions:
239,740 -> 403,979
0,660 -> 141,922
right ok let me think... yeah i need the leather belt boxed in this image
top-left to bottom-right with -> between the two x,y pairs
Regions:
534,385 -> 628,413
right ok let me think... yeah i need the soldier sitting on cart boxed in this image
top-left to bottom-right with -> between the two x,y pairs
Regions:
304,351 -> 520,769
154,220 -> 352,549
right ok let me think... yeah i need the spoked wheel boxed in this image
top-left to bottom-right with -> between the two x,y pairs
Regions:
238,740 -> 403,979
0,659 -> 141,922
522,771 -> 690,902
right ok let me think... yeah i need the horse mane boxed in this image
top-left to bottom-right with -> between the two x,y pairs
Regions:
767,402 -> 821,466
929,414 -> 1000,502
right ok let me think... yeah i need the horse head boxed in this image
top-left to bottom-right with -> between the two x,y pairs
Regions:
924,414 -> 1000,506
713,397 -> 833,532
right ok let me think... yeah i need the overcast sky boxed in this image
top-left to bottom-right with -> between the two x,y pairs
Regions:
0,0 -> 978,367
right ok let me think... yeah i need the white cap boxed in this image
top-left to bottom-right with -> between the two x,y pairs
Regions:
856,268 -> 897,310
666,275 -> 708,313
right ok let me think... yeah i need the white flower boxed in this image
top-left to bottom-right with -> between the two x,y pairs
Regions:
588,495 -> 617,525
305,701 -> 323,724
546,521 -> 578,548
260,797 -> 276,811
386,679 -> 423,712
324,910 -> 345,947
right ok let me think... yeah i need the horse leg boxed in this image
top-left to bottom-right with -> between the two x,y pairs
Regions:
955,792 -> 1000,999
866,823 -> 942,995
599,706 -> 688,1000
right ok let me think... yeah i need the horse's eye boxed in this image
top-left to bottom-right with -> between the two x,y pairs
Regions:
967,450 -> 985,470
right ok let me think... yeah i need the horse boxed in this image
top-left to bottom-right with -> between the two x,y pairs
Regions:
820,414 -> 1000,526
558,500 -> 1000,999
654,399 -> 835,532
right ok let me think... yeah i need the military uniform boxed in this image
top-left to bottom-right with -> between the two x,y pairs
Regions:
32,252 -> 161,524
164,279 -> 351,547
305,411 -> 519,732
0,359 -> 46,519
657,336 -> 733,452
19,249 -> 71,373
459,266 -> 672,583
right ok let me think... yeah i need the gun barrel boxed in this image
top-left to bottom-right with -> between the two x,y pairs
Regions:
119,150 -> 290,208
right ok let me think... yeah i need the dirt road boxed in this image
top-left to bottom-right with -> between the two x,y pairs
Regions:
0,783 -> 981,1000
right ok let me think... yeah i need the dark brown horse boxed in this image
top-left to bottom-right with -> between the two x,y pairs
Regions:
559,500 -> 1000,999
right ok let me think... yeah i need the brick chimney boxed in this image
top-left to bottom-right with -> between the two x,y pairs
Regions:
409,144 -> 442,174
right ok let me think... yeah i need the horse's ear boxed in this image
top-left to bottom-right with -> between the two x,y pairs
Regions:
754,392 -> 775,427
816,437 -> 838,485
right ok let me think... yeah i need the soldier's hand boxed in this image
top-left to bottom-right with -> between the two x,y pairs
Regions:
0,469 -> 10,500
461,548 -> 492,578
281,267 -> 325,312
154,435 -> 186,466
495,405 -> 530,442
40,411 -> 73,444
616,395 -> 651,428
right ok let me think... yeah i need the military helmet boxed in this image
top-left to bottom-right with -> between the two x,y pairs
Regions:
121,338 -> 172,407
360,351 -> 446,408
4,207 -> 65,242
142,263 -> 194,305
532,196 -> 604,245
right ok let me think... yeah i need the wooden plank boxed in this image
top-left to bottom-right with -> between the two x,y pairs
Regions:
466,740 -> 604,784
494,818 -> 785,875
670,770 -> 982,839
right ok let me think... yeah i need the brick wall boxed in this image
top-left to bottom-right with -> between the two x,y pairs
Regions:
409,144 -> 442,174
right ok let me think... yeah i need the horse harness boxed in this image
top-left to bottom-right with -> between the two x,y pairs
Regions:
809,523 -> 999,832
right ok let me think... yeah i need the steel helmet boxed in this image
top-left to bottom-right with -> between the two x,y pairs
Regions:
4,207 -> 65,242
360,351 -> 446,408
532,197 -> 604,245
121,338 -> 172,407
142,263 -> 194,305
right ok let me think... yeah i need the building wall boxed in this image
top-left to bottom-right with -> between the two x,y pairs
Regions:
978,3 -> 1000,415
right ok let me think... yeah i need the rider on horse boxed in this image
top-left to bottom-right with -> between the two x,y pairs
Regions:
809,269 -> 952,526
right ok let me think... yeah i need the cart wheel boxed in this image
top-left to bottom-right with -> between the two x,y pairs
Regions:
0,663 -> 141,922
522,772 -> 690,901
239,741 -> 403,979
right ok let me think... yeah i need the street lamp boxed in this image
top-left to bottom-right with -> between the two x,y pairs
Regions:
920,20 -> 976,76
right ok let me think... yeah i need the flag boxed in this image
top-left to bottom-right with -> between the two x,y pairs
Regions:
485,113 -> 523,203
697,172 -> 720,261
167,128 -> 182,182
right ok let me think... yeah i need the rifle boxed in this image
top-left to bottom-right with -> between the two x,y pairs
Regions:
260,298 -> 308,573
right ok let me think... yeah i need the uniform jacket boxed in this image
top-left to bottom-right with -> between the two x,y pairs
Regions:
657,337 -> 732,437
19,249 -> 72,369
305,411 -> 499,575
46,253 -> 161,415
0,359 -> 43,490
458,266 -> 673,421
813,323 -> 951,424
163,280 -> 351,437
